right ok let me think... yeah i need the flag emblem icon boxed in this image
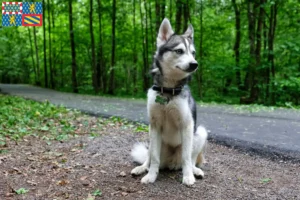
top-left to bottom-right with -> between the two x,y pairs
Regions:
22,14 -> 42,26
2,2 -> 43,27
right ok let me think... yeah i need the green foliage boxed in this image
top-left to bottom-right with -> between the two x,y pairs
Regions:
15,188 -> 29,195
0,94 -> 80,146
92,189 -> 102,196
0,0 -> 299,106
260,178 -> 272,184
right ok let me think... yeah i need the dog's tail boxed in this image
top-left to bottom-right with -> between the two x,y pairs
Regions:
131,142 -> 148,164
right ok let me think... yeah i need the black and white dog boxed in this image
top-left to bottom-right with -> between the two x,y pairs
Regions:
131,18 -> 208,186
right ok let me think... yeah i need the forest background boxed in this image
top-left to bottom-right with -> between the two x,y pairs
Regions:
0,0 -> 299,106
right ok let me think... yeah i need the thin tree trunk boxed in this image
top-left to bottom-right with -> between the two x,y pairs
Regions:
232,0 -> 241,89
47,0 -> 54,89
90,0 -> 98,93
68,0 -> 78,93
183,0 -> 189,32
96,0 -> 104,91
175,0 -> 182,33
139,0 -> 148,91
250,0 -> 265,102
133,0 -> 138,93
268,2 -> 277,105
241,0 -> 257,103
108,0 -> 116,94
169,0 -> 173,23
51,0 -> 56,85
42,0 -> 48,88
196,0 -> 204,99
28,28 -> 37,84
161,0 -> 165,21
33,27 -> 40,86
155,0 -> 161,31
148,1 -> 154,53
144,0 -> 150,90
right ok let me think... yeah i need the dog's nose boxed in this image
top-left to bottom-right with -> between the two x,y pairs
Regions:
188,62 -> 198,72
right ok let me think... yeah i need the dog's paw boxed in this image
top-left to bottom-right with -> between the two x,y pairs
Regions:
182,175 -> 195,186
193,167 -> 204,179
141,173 -> 157,184
131,166 -> 148,176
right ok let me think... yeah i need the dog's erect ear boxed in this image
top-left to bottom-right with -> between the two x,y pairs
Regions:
183,24 -> 194,40
157,18 -> 174,47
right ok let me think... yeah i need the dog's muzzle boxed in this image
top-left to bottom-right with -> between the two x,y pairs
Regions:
185,62 -> 198,72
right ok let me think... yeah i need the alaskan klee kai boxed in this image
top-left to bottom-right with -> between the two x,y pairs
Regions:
131,18 -> 208,186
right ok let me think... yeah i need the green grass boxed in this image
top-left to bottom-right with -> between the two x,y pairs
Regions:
0,94 -> 81,146
0,94 -> 148,148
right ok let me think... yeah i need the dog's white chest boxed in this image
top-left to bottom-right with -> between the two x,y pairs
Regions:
147,90 -> 193,147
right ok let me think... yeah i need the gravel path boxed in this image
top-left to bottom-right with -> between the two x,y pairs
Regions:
1,84 -> 300,162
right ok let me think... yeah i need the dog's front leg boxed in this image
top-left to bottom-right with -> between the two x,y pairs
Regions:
141,125 -> 161,184
181,123 -> 195,186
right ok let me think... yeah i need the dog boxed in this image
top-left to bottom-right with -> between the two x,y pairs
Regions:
130,18 -> 208,186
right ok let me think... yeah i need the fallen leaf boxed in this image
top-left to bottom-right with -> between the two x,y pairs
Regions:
57,180 -> 69,186
119,171 -> 126,177
121,192 -> 128,196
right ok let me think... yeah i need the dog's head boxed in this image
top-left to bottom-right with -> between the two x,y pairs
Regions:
153,18 -> 198,79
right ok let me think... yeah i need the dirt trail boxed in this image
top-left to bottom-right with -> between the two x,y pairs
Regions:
1,124 -> 299,200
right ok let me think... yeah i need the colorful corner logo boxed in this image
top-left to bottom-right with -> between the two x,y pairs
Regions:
2,2 -> 43,27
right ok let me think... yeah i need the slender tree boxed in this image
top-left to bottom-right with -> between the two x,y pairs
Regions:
89,0 -> 98,93
232,0 -> 241,89
68,0 -> 78,93
33,26 -> 40,85
175,0 -> 183,33
96,0 -> 104,91
47,0 -> 54,89
28,28 -> 37,84
42,0 -> 48,88
268,1 -> 278,104
108,0 -> 116,94
132,0 -> 138,92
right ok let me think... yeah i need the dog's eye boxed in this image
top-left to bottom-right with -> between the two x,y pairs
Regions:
174,49 -> 184,55
192,51 -> 196,57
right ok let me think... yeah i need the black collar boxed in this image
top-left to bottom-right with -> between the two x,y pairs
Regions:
152,85 -> 183,96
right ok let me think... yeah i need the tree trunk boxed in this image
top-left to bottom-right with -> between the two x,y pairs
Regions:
268,2 -> 278,105
96,0 -> 104,92
33,27 -> 41,86
108,0 -> 116,94
28,28 -> 37,84
133,0 -> 138,93
155,0 -> 161,31
42,0 -> 48,88
148,1 -> 154,53
175,0 -> 182,33
161,0 -> 165,22
144,0 -> 150,90
169,0 -> 173,23
139,0 -> 148,91
183,0 -> 189,32
90,0 -> 98,93
250,0 -> 265,102
47,0 -> 54,89
241,0 -> 257,104
68,0 -> 78,93
196,0 -> 204,99
232,0 -> 241,89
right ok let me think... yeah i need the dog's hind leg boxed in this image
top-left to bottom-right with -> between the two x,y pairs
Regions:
192,126 -> 208,179
131,143 -> 150,175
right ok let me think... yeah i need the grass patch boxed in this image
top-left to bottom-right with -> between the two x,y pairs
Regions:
0,94 -> 148,148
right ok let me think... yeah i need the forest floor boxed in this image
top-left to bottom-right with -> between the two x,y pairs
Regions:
0,95 -> 299,200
